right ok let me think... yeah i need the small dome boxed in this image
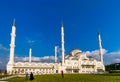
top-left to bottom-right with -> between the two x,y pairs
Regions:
70,49 -> 82,56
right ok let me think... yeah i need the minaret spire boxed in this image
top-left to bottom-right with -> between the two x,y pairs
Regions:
61,21 -> 63,27
9,19 -> 16,64
98,32 -> 103,63
61,22 -> 65,65
13,19 -> 16,26
29,46 -> 32,63
55,46 -> 58,63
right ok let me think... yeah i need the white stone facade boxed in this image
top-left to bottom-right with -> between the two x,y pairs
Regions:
7,49 -> 105,74
63,49 -> 105,73
7,20 -> 105,74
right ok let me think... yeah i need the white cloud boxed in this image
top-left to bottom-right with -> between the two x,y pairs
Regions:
25,37 -> 36,44
15,56 -> 27,62
86,49 -> 107,60
32,57 -> 40,61
0,61 -> 2,64
0,44 -> 9,51
27,40 -> 36,44
39,56 -> 54,60
0,44 -> 9,69
107,51 -> 120,58
85,49 -> 120,65
114,58 -> 120,63
104,51 -> 120,65
15,55 -> 55,62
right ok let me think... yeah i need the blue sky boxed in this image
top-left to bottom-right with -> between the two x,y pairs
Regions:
0,0 -> 120,69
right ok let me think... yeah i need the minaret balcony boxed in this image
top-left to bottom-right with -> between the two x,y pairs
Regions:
10,44 -> 15,47
61,34 -> 64,36
61,41 -> 64,43
11,33 -> 16,37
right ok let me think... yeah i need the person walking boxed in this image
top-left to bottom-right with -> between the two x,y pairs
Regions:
61,70 -> 64,78
25,71 -> 28,80
30,72 -> 34,80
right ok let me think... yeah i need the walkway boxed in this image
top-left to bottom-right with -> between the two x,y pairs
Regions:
0,75 -> 18,81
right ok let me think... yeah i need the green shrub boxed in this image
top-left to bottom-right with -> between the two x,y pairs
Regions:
109,70 -> 120,73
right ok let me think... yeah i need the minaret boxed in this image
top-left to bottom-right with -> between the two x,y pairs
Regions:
29,47 -> 32,63
61,23 -> 65,65
8,19 -> 16,64
7,19 -> 16,74
54,46 -> 57,63
98,32 -> 103,63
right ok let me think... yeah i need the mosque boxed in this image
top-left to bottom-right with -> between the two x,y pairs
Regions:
7,20 -> 105,74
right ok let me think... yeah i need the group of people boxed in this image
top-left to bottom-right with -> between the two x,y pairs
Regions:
25,72 -> 34,80
25,70 -> 64,80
